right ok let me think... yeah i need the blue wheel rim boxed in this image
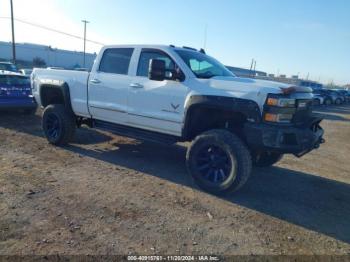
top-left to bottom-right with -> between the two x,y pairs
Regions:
46,113 -> 60,140
195,145 -> 232,184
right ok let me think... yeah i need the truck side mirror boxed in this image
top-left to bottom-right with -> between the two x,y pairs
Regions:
149,59 -> 166,81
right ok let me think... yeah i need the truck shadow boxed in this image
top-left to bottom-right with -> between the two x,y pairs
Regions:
65,140 -> 350,244
1,110 -> 350,244
0,111 -> 113,145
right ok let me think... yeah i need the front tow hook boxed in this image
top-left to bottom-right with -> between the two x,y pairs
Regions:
314,138 -> 326,149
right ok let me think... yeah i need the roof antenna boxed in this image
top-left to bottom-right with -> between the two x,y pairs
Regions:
202,24 -> 208,52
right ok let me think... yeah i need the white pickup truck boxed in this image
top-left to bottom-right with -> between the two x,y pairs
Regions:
32,45 -> 324,195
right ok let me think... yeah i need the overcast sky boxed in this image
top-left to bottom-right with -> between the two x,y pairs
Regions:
0,0 -> 349,85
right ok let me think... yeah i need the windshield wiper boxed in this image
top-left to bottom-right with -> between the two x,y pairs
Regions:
196,74 -> 216,79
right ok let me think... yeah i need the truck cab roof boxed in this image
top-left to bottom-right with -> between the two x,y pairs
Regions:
102,44 -> 204,53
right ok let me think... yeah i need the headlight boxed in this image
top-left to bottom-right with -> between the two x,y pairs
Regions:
264,113 -> 293,123
266,98 -> 296,107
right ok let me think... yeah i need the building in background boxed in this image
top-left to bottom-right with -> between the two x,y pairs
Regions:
0,41 -> 97,70
226,65 -> 323,90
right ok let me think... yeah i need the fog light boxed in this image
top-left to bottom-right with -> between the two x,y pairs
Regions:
264,113 -> 293,123
264,113 -> 278,122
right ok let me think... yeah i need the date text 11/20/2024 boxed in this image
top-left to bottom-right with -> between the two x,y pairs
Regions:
127,255 -> 220,261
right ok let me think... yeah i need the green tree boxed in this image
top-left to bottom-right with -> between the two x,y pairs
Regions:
32,57 -> 46,68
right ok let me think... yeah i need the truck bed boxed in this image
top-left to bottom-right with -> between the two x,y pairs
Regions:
32,69 -> 91,117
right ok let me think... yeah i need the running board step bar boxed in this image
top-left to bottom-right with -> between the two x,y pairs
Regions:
94,120 -> 179,145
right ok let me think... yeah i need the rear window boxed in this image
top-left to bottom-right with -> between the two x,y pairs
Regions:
0,63 -> 18,72
99,48 -> 134,75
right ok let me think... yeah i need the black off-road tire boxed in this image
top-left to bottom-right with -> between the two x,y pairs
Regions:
186,129 -> 252,195
42,104 -> 76,145
253,152 -> 283,167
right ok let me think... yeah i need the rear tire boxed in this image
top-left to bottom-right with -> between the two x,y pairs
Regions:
253,152 -> 283,167
324,98 -> 332,106
42,104 -> 76,145
186,129 -> 252,195
313,99 -> 321,106
335,98 -> 342,105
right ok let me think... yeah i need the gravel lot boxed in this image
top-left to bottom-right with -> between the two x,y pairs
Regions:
0,105 -> 350,256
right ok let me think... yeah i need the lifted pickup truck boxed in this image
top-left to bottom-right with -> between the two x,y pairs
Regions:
32,45 -> 324,195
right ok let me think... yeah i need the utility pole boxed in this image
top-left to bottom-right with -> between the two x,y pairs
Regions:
10,0 -> 16,64
203,24 -> 208,50
249,59 -> 255,77
82,20 -> 89,68
253,60 -> 257,77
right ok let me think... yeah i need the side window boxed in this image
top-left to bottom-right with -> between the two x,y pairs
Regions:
8,76 -> 30,85
0,75 -> 8,85
99,48 -> 134,75
137,50 -> 175,77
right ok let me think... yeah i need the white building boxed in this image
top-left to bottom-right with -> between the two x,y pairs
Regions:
0,41 -> 97,69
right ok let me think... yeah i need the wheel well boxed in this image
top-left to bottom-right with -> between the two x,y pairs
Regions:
40,85 -> 65,107
184,106 -> 247,141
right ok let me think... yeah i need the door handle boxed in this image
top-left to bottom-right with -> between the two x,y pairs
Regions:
90,79 -> 101,84
130,83 -> 144,89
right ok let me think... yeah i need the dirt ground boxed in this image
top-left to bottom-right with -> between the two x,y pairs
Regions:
0,105 -> 350,256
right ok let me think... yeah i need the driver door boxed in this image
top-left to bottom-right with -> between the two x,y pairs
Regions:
127,49 -> 188,136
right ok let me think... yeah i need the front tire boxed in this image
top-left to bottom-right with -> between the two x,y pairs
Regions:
253,152 -> 283,167
42,104 -> 76,145
186,129 -> 252,195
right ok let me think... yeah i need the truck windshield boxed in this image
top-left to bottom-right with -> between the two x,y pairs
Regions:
175,49 -> 235,79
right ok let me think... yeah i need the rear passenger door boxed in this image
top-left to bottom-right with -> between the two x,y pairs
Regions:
88,48 -> 134,124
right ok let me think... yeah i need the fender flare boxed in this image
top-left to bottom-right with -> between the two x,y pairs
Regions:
182,95 -> 262,140
39,82 -> 74,113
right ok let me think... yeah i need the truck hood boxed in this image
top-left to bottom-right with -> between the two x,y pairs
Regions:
203,76 -> 312,94
192,76 -> 313,112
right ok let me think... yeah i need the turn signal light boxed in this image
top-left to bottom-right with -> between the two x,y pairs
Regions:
267,98 -> 279,106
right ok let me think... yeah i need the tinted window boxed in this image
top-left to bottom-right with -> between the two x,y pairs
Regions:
137,50 -> 175,77
99,48 -> 134,75
0,63 -> 18,72
8,75 -> 30,85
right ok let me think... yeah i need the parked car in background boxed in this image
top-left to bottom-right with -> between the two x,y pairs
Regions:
312,93 -> 324,106
0,62 -> 19,73
313,89 -> 333,105
328,90 -> 345,104
0,71 -> 37,114
318,89 -> 343,105
334,89 -> 349,103
19,68 -> 33,76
